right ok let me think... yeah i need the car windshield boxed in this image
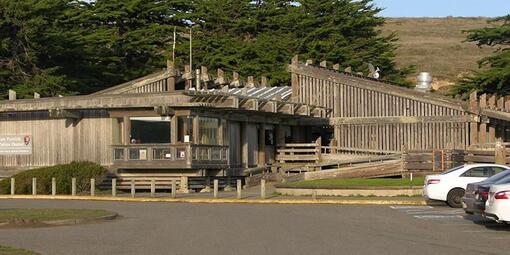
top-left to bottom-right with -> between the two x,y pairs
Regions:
441,165 -> 464,175
484,170 -> 510,183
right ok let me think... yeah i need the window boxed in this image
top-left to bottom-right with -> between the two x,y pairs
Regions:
177,116 -> 193,143
461,167 -> 491,177
199,117 -> 219,145
130,117 -> 170,144
490,167 -> 506,175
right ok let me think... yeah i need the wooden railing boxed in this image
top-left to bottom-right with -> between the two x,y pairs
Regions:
276,138 -> 322,164
112,144 -> 228,169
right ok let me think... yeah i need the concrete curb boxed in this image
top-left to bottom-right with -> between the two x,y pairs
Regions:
0,195 -> 431,206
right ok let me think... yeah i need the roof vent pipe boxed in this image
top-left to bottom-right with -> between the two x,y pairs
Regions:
415,72 -> 432,92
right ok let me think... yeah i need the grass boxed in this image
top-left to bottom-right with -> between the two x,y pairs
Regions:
0,208 -> 114,224
381,17 -> 496,92
281,177 -> 425,189
0,245 -> 39,255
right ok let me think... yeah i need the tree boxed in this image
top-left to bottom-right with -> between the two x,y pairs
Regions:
452,15 -> 510,96
0,0 -> 78,98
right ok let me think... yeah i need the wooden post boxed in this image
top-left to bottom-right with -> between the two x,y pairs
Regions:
291,55 -> 299,102
32,178 -> 37,195
51,178 -> 56,196
260,179 -> 266,199
72,178 -> 77,196
184,65 -> 192,91
34,92 -> 40,99
179,176 -> 189,193
10,178 -> 15,195
495,138 -> 507,164
333,64 -> 340,70
8,89 -> 16,100
320,60 -> 327,67
216,68 -> 226,87
166,60 -> 176,93
171,179 -> 177,198
258,124 -> 266,166
241,122 -> 249,168
237,179 -> 242,199
112,178 -> 117,197
201,66 -> 209,90
231,71 -> 240,88
131,180 -> 135,198
316,137 -> 322,163
306,59 -> 313,65
261,76 -> 268,88
90,178 -> 95,196
247,76 -> 255,88
151,179 -> 156,197
213,179 -> 219,198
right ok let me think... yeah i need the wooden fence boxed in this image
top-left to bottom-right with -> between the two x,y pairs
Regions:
403,145 -> 509,172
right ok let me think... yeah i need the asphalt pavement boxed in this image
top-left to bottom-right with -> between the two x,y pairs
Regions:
0,199 -> 508,255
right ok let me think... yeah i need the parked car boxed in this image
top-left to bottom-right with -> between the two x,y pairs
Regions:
484,183 -> 510,223
424,164 -> 508,208
462,169 -> 510,214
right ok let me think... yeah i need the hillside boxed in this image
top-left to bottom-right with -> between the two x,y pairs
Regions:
381,17 -> 495,92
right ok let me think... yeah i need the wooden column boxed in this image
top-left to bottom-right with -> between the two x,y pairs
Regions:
495,138 -> 507,164
479,94 -> 487,144
488,94 -> 496,143
123,116 -> 131,144
166,60 -> 176,92
275,125 -> 285,146
170,116 -> 177,143
184,65 -> 192,91
258,124 -> 266,166
469,92 -> 479,145
193,116 -> 199,144
8,90 -> 16,100
241,122 -> 249,168
291,55 -> 299,102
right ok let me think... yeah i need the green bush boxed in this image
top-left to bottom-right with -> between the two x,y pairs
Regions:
0,161 -> 107,195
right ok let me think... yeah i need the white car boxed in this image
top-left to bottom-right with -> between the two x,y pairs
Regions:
485,183 -> 510,223
424,164 -> 509,208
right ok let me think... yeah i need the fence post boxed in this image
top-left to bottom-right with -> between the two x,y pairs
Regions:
112,178 -> 117,197
51,178 -> 56,196
237,179 -> 242,199
261,179 -> 266,199
179,176 -> 189,193
90,178 -> 95,196
10,178 -> 15,195
71,178 -> 77,196
495,138 -> 506,164
151,179 -> 156,198
131,180 -> 135,198
171,179 -> 177,199
316,137 -> 322,163
32,178 -> 37,195
213,179 -> 219,199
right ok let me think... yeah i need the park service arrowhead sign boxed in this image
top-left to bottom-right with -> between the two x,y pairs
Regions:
0,135 -> 32,155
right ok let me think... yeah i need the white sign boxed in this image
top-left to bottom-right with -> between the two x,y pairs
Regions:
0,135 -> 32,155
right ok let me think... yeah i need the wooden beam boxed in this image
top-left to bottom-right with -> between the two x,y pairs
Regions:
330,115 -> 476,125
48,109 -> 81,119
240,99 -> 258,111
153,106 -> 175,115
295,104 -> 310,116
259,101 -> 277,113
277,103 -> 294,115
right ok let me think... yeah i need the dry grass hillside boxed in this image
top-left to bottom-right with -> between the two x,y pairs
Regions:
382,17 -> 495,91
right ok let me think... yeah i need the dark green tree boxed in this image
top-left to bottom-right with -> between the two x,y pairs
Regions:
453,15 -> 510,96
0,0 -> 77,98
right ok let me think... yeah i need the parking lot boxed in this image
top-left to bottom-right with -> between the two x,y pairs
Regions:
0,199 -> 508,255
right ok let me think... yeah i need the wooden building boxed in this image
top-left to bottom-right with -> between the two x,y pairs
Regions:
0,61 -> 331,188
2,56 -> 510,185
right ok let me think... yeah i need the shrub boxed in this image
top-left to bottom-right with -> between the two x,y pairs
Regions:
0,161 -> 107,195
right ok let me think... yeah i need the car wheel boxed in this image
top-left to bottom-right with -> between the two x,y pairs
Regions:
447,188 -> 465,208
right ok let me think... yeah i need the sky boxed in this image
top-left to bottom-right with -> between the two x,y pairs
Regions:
373,0 -> 510,17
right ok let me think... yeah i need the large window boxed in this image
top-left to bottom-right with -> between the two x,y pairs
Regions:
130,117 -> 170,144
177,116 -> 193,143
199,117 -> 219,145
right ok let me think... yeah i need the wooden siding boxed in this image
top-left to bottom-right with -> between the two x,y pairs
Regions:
0,111 -> 114,168
290,63 -> 472,151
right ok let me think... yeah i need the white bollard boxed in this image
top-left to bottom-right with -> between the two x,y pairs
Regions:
71,178 -> 77,196
213,179 -> 219,199
51,178 -> 56,196
150,179 -> 156,197
131,180 -> 135,198
112,178 -> 117,197
32,178 -> 37,195
10,178 -> 15,195
90,178 -> 95,196
237,179 -> 242,199
171,180 -> 176,199
261,179 -> 266,199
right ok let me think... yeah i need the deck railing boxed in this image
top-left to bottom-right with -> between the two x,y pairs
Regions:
112,144 -> 228,169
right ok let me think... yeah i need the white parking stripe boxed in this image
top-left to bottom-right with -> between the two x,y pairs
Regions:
390,206 -> 434,209
413,215 -> 463,219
